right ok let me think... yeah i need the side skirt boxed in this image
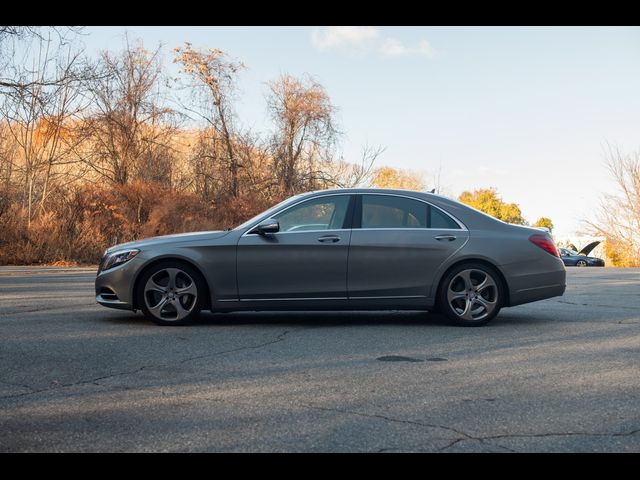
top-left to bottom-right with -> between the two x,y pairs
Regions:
212,296 -> 434,312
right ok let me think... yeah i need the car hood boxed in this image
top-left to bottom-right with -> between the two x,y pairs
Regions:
578,241 -> 600,256
105,230 -> 230,254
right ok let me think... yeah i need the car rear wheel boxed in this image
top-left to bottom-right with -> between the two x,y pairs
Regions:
137,261 -> 205,326
438,263 -> 503,327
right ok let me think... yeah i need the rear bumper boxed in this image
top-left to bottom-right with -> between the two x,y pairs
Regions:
503,259 -> 566,307
509,282 -> 566,306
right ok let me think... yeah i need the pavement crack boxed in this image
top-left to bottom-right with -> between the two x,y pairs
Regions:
0,379 -> 36,392
300,404 -> 474,440
301,403 -> 639,452
481,429 -> 640,441
437,438 -> 466,452
490,443 -> 519,453
174,329 -> 293,366
0,303 -> 97,317
438,428 -> 640,451
0,329 -> 294,400
555,300 -> 639,312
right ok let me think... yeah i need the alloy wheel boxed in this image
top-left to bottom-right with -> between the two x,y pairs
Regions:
143,268 -> 198,322
446,268 -> 499,322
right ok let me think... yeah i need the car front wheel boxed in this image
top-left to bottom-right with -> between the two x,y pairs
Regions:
439,263 -> 503,327
137,261 -> 205,326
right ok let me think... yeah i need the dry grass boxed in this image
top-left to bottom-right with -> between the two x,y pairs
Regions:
0,181 -> 274,265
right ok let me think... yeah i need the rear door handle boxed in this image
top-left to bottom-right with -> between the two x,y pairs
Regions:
434,234 -> 457,242
317,235 -> 341,243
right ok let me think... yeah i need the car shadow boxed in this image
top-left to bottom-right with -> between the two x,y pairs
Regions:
104,310 -> 458,327
199,310 -> 456,327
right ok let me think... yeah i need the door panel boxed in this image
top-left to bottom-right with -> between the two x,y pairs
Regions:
348,229 -> 467,298
237,194 -> 353,300
237,230 -> 351,299
348,194 -> 468,299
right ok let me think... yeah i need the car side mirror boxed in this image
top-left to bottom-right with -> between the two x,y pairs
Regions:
250,219 -> 280,235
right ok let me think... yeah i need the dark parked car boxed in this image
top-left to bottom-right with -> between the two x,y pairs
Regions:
558,242 -> 605,267
96,188 -> 566,327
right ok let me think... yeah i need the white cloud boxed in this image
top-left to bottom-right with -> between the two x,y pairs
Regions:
380,38 -> 436,58
311,26 -> 380,51
311,27 -> 436,59
415,39 -> 437,58
379,38 -> 406,57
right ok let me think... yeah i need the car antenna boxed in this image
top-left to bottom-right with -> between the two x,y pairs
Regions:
428,188 -> 436,193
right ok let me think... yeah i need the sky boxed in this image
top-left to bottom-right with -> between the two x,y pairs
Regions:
79,26 -> 640,239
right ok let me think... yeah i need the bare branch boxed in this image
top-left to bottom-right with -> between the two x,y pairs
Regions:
583,144 -> 640,266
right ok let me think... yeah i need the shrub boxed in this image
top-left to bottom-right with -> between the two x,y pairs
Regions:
0,181 -> 278,265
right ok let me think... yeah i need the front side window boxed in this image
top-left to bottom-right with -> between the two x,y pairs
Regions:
273,195 -> 350,232
361,195 -> 427,228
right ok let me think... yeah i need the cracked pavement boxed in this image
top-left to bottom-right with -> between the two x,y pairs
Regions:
0,266 -> 639,452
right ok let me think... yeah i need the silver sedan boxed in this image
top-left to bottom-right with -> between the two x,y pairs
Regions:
95,188 -> 566,326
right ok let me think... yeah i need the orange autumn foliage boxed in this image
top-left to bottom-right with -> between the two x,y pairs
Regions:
0,182 -> 275,265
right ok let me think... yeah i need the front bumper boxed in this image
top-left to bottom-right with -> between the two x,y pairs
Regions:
95,256 -> 144,310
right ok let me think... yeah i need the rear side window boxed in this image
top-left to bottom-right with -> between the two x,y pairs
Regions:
362,195 -> 427,228
359,194 -> 461,229
430,205 -> 461,229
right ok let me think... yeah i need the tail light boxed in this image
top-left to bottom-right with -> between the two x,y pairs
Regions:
529,234 -> 559,257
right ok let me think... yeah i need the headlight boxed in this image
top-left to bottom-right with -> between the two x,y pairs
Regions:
101,249 -> 140,272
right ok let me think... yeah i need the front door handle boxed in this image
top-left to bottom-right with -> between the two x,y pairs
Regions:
434,234 -> 457,242
317,235 -> 341,243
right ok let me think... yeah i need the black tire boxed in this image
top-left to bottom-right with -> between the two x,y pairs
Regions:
136,260 -> 206,326
576,260 -> 588,267
438,262 -> 504,327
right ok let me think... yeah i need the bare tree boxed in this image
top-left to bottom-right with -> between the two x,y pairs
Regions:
266,74 -> 339,195
0,36 -> 87,226
187,126 -> 227,201
79,39 -> 176,186
174,43 -> 245,198
585,145 -> 640,266
233,130 -> 274,201
320,145 -> 383,188
0,26 -> 84,93
0,120 -> 16,182
0,120 -> 17,216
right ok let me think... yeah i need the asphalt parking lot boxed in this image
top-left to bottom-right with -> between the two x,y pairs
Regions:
0,266 -> 638,452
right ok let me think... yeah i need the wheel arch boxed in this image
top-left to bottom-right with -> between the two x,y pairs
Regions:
131,256 -> 213,311
434,258 -> 511,308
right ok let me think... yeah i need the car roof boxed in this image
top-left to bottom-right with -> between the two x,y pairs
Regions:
298,188 -> 525,232
302,187 -> 439,197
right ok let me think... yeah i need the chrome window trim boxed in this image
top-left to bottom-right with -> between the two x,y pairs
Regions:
355,228 -> 465,232
359,192 -> 468,231
255,228 -> 350,236
240,191 -> 468,237
238,297 -> 348,302
348,295 -> 426,300
240,192 -> 354,238
219,294 -> 426,302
